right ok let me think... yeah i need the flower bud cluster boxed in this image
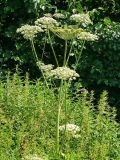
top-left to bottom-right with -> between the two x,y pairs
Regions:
23,154 -> 44,160
77,32 -> 98,41
70,13 -> 92,25
53,13 -> 65,19
50,67 -> 79,80
51,27 -> 83,40
35,16 -> 59,29
16,25 -> 43,40
59,124 -> 80,137
40,63 -> 54,72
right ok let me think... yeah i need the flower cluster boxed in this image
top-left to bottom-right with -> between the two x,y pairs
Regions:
23,154 -> 44,160
16,25 -> 43,40
40,63 -> 54,72
51,26 -> 83,40
77,32 -> 98,41
59,124 -> 80,137
35,16 -> 59,29
53,13 -> 65,19
50,67 -> 79,80
70,13 -> 92,25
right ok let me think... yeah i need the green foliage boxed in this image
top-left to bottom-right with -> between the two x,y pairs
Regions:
78,21 -> 120,88
0,73 -> 120,159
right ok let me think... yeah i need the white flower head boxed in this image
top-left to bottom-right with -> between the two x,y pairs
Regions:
77,31 -> 98,41
53,13 -> 65,19
51,26 -> 83,40
16,25 -> 43,40
40,63 -> 54,72
35,16 -> 59,29
59,124 -> 80,136
50,67 -> 79,80
70,13 -> 92,25
24,154 -> 44,160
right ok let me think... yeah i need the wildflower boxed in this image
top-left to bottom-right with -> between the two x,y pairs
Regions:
51,26 -> 83,40
59,124 -> 80,136
77,32 -> 98,41
40,63 -> 54,72
70,13 -> 92,25
24,154 -> 44,160
53,13 -> 65,19
16,25 -> 43,40
35,16 -> 59,29
50,67 -> 79,80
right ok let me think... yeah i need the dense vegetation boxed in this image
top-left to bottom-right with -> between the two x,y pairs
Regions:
0,72 -> 120,159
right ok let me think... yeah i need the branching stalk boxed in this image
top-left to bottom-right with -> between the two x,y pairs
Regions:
63,40 -> 68,66
48,30 -> 59,66
74,40 -> 85,70
30,39 -> 49,88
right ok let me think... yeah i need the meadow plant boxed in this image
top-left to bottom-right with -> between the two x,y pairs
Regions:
11,11 -> 120,159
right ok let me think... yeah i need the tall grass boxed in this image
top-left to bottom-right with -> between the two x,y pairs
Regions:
0,72 -> 120,160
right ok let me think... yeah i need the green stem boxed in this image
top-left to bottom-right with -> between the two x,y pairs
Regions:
64,81 -> 67,132
30,39 -> 49,88
48,30 -> 59,66
74,40 -> 85,70
66,39 -> 74,66
63,40 -> 68,66
56,80 -> 63,154
31,39 -> 39,62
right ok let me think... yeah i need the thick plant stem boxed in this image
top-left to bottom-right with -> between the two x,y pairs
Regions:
64,81 -> 67,132
56,80 -> 63,154
66,39 -> 74,65
30,39 -> 49,88
48,30 -> 59,66
63,40 -> 68,66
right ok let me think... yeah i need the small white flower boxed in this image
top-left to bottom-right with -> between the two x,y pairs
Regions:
77,32 -> 98,41
53,13 -> 65,19
59,124 -> 80,136
35,16 -> 59,29
24,154 -> 44,160
50,67 -> 79,80
40,63 -> 54,72
70,13 -> 92,25
16,25 -> 43,40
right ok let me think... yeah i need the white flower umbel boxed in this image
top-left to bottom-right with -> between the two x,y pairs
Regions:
50,67 -> 79,80
70,13 -> 92,25
77,31 -> 98,41
35,16 -> 59,29
53,13 -> 65,19
59,124 -> 80,135
40,63 -> 54,72
50,26 -> 83,40
24,154 -> 44,160
16,25 -> 43,40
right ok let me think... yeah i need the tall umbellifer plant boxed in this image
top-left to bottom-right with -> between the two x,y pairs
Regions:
16,11 -> 98,155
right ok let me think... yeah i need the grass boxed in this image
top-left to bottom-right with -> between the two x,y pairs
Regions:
0,72 -> 120,160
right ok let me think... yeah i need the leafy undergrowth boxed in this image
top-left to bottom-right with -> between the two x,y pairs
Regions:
0,73 -> 120,160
